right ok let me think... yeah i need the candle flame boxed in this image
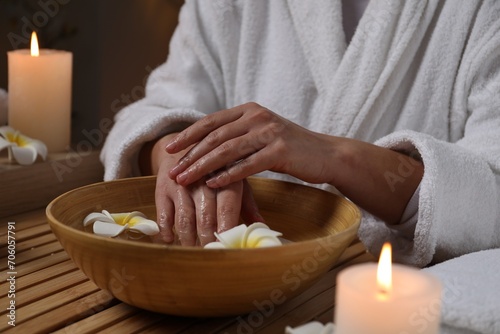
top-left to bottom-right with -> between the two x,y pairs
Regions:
377,242 -> 392,294
30,32 -> 39,57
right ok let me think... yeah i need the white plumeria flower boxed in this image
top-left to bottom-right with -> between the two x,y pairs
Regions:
83,210 -> 159,237
204,222 -> 283,249
0,126 -> 47,165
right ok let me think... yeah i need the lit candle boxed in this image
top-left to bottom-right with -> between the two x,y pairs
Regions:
335,243 -> 442,334
7,32 -> 72,153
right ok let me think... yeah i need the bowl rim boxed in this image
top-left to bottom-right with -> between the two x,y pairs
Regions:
46,176 -> 361,253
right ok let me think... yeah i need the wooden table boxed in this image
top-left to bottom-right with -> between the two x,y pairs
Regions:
0,152 -> 375,333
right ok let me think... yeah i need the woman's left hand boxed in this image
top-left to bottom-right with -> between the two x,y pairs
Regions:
166,102 -> 337,188
165,102 -> 425,226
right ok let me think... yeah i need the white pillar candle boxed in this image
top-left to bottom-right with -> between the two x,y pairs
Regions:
335,243 -> 442,334
8,32 -> 72,153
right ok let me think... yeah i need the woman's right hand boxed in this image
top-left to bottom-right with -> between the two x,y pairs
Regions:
140,133 -> 263,246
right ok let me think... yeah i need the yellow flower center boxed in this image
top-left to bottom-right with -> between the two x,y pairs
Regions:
5,131 -> 29,147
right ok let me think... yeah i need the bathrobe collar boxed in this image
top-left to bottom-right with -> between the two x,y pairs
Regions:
286,0 -> 346,94
287,0 -> 434,137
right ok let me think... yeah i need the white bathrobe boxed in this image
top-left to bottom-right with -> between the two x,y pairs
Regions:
101,0 -> 500,267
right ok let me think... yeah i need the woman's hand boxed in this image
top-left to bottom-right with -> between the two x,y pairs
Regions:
140,133 -> 263,246
166,102 -> 338,188
164,102 -> 424,225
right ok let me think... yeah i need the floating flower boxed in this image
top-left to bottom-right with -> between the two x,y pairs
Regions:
0,126 -> 47,165
83,210 -> 159,237
204,222 -> 283,249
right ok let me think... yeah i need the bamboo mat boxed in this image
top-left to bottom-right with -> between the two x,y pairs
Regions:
0,208 -> 373,334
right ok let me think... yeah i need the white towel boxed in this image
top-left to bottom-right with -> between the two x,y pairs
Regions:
424,249 -> 500,334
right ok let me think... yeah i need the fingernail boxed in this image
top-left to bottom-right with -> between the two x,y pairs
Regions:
206,177 -> 217,187
169,164 -> 181,177
176,172 -> 188,184
206,173 -> 227,188
206,176 -> 222,188
163,233 -> 175,244
165,141 -> 176,152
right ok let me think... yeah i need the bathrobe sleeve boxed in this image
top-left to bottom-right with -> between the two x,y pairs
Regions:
358,9 -> 500,266
101,0 -> 225,180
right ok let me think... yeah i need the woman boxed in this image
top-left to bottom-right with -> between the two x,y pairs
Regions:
102,0 -> 500,267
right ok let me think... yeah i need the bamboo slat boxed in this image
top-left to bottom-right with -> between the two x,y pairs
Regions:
97,310 -> 171,334
1,207 -> 374,334
13,223 -> 53,243
1,270 -> 88,310
52,303 -> 142,334
1,241 -> 63,270
3,232 -> 57,253
0,210 -> 48,235
9,260 -> 76,292
15,280 -> 100,325
4,290 -> 118,334
6,250 -> 69,278
137,318 -> 200,334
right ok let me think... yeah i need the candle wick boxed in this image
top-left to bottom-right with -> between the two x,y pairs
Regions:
377,286 -> 391,300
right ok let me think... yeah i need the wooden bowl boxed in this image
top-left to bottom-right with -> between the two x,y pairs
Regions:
46,176 -> 361,317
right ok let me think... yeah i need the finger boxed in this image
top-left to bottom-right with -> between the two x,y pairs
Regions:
175,134 -> 264,186
173,187 -> 197,246
240,179 -> 265,224
192,182 -> 218,246
154,179 -> 176,243
216,181 -> 243,233
165,108 -> 244,154
169,121 -> 249,179
152,201 -> 175,244
206,147 -> 277,188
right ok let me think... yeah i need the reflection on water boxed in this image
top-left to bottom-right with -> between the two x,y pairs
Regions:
83,224 -> 200,246
83,225 -> 291,247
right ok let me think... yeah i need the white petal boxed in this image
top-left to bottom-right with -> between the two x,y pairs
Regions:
15,131 -> 47,160
109,212 -> 130,224
203,241 -> 226,249
253,226 -> 282,238
244,224 -> 283,248
214,224 -> 248,248
102,210 -> 113,220
242,222 -> 276,242
0,126 -> 15,138
93,221 -> 128,237
88,210 -> 159,237
0,137 -> 12,152
251,236 -> 283,248
129,219 -> 159,235
0,128 -> 47,163
27,139 -> 47,160
123,211 -> 147,224
83,212 -> 114,226
108,211 -> 145,225
10,145 -> 37,165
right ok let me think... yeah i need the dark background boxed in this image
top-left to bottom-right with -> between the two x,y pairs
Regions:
0,0 -> 183,144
